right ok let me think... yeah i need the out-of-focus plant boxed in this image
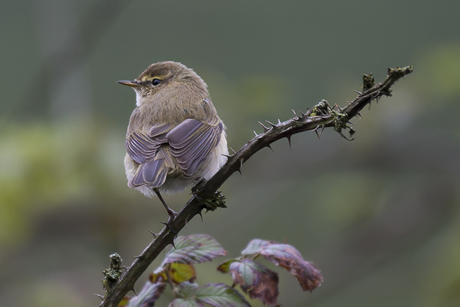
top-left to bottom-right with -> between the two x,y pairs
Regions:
112,234 -> 322,307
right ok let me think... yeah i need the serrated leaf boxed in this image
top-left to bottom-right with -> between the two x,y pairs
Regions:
241,239 -> 272,256
176,281 -> 200,298
259,243 -> 323,292
150,263 -> 196,284
229,259 -> 279,306
163,234 -> 227,265
126,281 -> 166,307
195,283 -> 251,307
169,298 -> 204,307
216,259 -> 238,273
170,263 -> 197,284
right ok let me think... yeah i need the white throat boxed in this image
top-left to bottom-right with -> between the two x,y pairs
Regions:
135,90 -> 143,107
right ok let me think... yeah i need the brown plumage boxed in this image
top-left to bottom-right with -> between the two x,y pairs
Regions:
118,61 -> 228,220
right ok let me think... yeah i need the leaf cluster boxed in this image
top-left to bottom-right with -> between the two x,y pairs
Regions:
119,235 -> 322,307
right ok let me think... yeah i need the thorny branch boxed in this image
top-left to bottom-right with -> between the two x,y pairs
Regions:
98,66 -> 413,307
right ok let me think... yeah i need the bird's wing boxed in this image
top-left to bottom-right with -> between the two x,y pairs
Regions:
129,158 -> 169,188
166,118 -> 223,177
125,124 -> 170,164
125,123 -> 171,188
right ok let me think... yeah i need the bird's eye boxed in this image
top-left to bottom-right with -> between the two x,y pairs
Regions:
152,79 -> 161,86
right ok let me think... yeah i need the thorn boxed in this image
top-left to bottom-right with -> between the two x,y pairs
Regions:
267,144 -> 274,152
339,131 -> 355,141
320,125 -> 326,136
170,240 -> 176,249
314,130 -> 320,139
292,109 -> 299,119
94,293 -> 104,300
147,229 -> 157,238
237,159 -> 244,178
368,101 -> 372,110
222,154 -> 232,158
356,112 -> 363,119
253,130 -> 258,137
230,147 -> 236,154
131,288 -> 138,296
133,255 -> 143,259
258,121 -> 270,132
312,125 -> 325,139
278,119 -> 281,125
286,135 -> 292,149
354,89 -> 362,95
198,210 -> 203,222
265,120 -> 276,127
348,121 -> 355,126
312,125 -> 321,139
160,222 -> 177,234
297,109 -> 306,119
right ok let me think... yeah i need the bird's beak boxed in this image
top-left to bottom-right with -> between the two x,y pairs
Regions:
117,80 -> 142,88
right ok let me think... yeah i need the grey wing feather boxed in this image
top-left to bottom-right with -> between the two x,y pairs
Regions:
166,119 -> 223,177
129,158 -> 168,188
126,124 -> 171,164
126,124 -> 171,188
142,159 -> 168,187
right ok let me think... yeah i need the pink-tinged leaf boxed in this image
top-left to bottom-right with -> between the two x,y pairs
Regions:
169,283 -> 204,307
164,234 -> 227,265
195,283 -> 251,307
216,259 -> 238,273
124,281 -> 166,307
176,281 -> 200,297
169,298 -> 204,307
230,259 -> 279,306
241,239 -> 273,256
259,243 -> 323,292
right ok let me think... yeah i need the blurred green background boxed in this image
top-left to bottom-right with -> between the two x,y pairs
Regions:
1,1 -> 460,306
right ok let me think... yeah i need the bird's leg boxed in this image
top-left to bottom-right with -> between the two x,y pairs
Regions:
153,188 -> 177,222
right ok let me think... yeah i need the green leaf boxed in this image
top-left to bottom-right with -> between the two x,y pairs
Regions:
176,281 -> 199,298
195,283 -> 250,307
168,282 -> 204,307
169,298 -> 204,307
229,259 -> 279,305
117,296 -> 130,307
170,263 -> 197,284
163,234 -> 227,265
216,259 -> 238,273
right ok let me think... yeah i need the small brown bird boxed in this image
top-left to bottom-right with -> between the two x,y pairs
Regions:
118,61 -> 228,221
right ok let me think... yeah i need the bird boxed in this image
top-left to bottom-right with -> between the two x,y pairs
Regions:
118,61 -> 228,222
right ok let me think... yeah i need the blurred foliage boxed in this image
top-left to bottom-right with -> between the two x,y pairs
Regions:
1,1 -> 460,307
